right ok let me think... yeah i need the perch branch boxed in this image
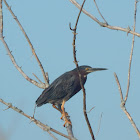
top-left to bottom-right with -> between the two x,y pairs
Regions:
69,0 -> 140,37
0,98 -> 75,140
3,0 -> 49,87
1,1 -> 75,138
71,0 -> 95,139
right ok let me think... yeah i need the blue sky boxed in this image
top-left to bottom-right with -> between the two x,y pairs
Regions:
0,0 -> 140,140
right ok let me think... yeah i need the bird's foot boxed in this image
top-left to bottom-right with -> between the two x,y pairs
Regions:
63,118 -> 72,127
60,112 -> 68,119
60,112 -> 71,127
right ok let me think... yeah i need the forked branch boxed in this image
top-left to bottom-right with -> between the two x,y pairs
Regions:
3,0 -> 49,88
0,99 -> 75,140
0,0 -> 44,89
114,1 -> 140,138
69,0 -> 140,37
70,0 -> 95,139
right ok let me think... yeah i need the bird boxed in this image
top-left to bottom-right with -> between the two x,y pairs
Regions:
36,65 -> 107,126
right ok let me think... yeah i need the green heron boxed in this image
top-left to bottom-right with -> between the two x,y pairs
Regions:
36,65 -> 107,126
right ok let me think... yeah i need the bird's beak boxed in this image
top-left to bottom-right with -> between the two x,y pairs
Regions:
88,68 -> 107,73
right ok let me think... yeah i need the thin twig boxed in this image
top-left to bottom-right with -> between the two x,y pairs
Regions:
95,113 -> 103,138
87,106 -> 95,113
114,73 -> 123,101
33,73 -> 44,84
0,98 -> 75,140
69,0 -> 140,37
93,0 -> 108,24
122,106 -> 140,138
71,0 -> 95,139
0,0 -> 3,36
3,0 -> 49,87
124,0 -> 137,103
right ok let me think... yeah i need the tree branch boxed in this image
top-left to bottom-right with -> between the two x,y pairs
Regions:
0,0 -> 46,89
1,1 -> 75,138
114,73 -> 123,102
0,98 -> 75,140
0,0 -> 3,36
124,0 -> 137,103
114,73 -> 140,138
69,0 -> 140,37
3,0 -> 49,88
114,1 -> 140,138
1,36 -> 46,89
70,0 -> 95,139
93,0 -> 108,24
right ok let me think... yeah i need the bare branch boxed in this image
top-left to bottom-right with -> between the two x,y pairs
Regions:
3,0 -> 49,87
69,0 -> 140,37
125,0 -> 137,102
121,106 -> 140,138
0,98 -> 75,140
1,1 -> 75,138
114,2 -> 140,138
114,73 -> 140,138
0,0 -> 3,36
0,1 -> 46,89
87,106 -> 95,113
95,113 -> 103,138
114,73 -> 123,101
65,122 -> 75,139
1,36 -> 46,89
71,0 -> 95,139
93,0 -> 108,24
33,73 -> 44,84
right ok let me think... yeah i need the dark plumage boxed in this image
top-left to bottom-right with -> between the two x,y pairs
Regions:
36,65 -> 107,108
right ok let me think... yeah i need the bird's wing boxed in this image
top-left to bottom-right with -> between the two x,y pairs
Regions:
36,72 -> 76,106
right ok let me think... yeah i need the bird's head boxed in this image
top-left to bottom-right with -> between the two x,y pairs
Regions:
75,65 -> 107,76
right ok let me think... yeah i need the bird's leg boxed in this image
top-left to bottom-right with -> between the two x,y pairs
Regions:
61,100 -> 72,127
52,104 -> 62,113
52,104 -> 68,117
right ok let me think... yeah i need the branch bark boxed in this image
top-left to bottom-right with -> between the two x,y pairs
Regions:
0,0 -> 3,36
0,98 -> 75,140
71,0 -> 95,139
0,0 -> 47,89
69,0 -> 140,37
124,0 -> 137,103
0,0 -> 75,138
3,0 -> 49,88
114,2 -> 140,138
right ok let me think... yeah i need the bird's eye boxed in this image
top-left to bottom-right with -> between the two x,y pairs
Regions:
85,68 -> 89,71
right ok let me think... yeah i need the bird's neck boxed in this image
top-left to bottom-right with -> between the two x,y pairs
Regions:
77,74 -> 87,86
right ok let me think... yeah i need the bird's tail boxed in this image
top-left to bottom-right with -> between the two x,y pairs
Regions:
36,99 -> 42,107
36,93 -> 48,107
